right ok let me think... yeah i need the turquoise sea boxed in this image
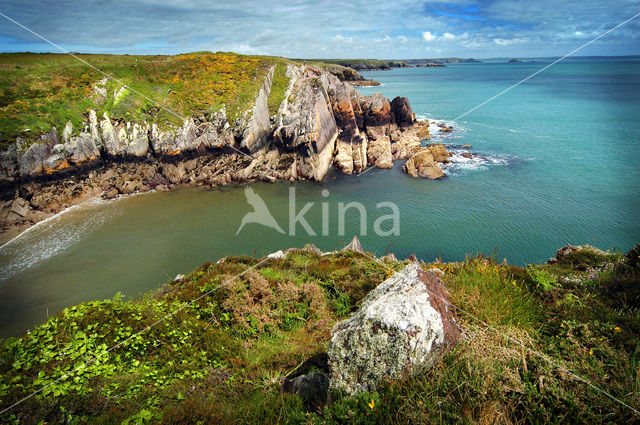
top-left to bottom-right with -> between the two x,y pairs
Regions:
1,58 -> 638,337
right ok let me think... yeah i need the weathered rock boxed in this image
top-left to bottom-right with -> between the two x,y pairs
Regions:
10,198 -> 29,217
238,66 -> 275,152
62,121 -> 73,143
367,135 -> 393,168
403,148 -> 445,179
428,143 -> 450,163
391,128 -> 421,160
341,235 -> 364,253
415,120 -> 430,140
548,244 -> 608,264
381,252 -> 398,262
360,93 -> 392,128
390,96 -> 414,127
43,132 -> 101,172
162,163 -> 187,184
460,144 -> 472,149
461,152 -> 472,159
17,133 -> 57,176
328,264 -> 460,394
281,372 -> 329,409
0,143 -> 18,182
331,83 -> 368,174
274,69 -> 338,181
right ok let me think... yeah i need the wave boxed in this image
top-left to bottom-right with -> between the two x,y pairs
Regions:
414,113 -> 521,175
0,198 -> 116,281
442,146 -> 519,176
415,114 -> 467,142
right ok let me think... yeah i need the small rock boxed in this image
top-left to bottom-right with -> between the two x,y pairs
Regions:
10,198 -> 29,217
341,235 -> 364,253
461,152 -> 472,159
104,188 -> 118,199
381,253 -> 398,262
267,250 -> 286,259
281,372 -> 329,410
460,144 -> 472,149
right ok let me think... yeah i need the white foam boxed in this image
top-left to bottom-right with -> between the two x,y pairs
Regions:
442,148 -> 516,176
0,198 -> 116,281
415,114 -> 466,143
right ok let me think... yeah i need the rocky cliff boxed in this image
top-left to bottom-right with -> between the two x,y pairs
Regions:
0,64 -> 435,234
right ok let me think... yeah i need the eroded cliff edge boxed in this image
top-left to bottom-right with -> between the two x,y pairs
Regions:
0,65 -> 436,235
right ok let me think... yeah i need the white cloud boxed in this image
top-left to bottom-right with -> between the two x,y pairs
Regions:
422,31 -> 436,42
493,38 -> 525,46
0,0 -> 638,58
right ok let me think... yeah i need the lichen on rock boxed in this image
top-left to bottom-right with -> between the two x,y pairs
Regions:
328,264 -> 460,394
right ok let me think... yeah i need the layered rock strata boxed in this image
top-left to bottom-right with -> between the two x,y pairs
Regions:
0,65 -> 436,234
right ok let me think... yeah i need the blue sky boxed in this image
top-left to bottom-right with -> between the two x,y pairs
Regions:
0,1 -> 638,58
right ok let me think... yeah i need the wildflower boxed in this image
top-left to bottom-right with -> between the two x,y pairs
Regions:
368,399 -> 375,410
615,326 -> 621,332
560,323 -> 564,328
589,349 -> 593,356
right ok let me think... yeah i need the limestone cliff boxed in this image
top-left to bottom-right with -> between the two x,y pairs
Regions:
0,64 -> 434,233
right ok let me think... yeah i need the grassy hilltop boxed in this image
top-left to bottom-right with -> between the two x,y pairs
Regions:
0,52 -> 292,149
1,244 -> 639,424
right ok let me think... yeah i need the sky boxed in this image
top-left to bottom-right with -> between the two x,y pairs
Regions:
0,1 -> 638,59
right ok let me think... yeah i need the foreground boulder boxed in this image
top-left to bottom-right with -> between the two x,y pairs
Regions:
328,264 -> 460,394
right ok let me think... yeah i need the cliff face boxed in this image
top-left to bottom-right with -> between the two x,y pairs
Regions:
0,64 -> 430,233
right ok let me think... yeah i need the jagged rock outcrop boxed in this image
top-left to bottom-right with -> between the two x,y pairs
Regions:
390,96 -> 414,127
341,235 -> 364,253
238,66 -> 275,153
361,93 -> 393,168
402,144 -> 451,179
328,264 -> 460,394
0,63 -> 451,233
43,129 -> 101,173
273,68 -> 339,181
331,83 -> 368,174
403,147 -> 445,179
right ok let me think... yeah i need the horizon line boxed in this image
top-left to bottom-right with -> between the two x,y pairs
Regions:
1,50 -> 639,62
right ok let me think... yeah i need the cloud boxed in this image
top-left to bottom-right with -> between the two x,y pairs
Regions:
422,31 -> 436,42
0,0 -> 637,58
493,38 -> 525,46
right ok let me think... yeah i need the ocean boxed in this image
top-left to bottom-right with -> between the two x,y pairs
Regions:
0,58 -> 638,337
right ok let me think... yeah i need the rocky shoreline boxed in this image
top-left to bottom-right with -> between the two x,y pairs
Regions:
0,64 -> 452,239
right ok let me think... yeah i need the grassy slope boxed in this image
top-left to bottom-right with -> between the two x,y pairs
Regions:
0,52 -> 291,149
1,244 -> 639,424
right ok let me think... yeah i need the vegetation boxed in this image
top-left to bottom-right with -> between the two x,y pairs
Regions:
0,52 -> 292,149
1,244 -> 639,424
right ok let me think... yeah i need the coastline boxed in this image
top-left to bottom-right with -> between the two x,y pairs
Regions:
0,63 -> 450,239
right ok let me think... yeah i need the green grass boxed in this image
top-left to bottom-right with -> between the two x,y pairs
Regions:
267,62 -> 289,116
0,52 -> 292,149
1,245 -> 639,424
